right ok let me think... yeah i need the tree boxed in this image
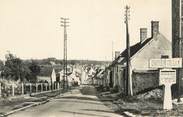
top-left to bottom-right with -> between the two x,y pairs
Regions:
0,60 -> 4,72
2,53 -> 31,82
28,60 -> 41,82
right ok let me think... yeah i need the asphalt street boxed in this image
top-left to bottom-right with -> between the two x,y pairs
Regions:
8,86 -> 123,117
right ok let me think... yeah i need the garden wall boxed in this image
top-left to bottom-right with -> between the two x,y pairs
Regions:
132,70 -> 159,94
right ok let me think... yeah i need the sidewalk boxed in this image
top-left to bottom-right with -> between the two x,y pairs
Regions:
0,89 -> 62,116
0,96 -> 45,115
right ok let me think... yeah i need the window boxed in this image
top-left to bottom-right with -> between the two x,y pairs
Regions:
161,55 -> 169,59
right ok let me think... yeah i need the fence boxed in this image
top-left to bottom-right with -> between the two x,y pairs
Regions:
0,82 -> 62,98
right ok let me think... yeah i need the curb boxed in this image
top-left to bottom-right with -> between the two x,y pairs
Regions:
0,100 -> 49,117
123,111 -> 136,117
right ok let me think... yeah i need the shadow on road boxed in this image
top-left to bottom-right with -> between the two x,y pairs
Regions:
59,110 -> 111,117
56,98 -> 104,105
80,85 -> 97,96
82,109 -> 116,114
59,96 -> 99,101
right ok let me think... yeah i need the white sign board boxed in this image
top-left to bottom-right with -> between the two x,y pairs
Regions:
150,58 -> 182,68
159,69 -> 176,85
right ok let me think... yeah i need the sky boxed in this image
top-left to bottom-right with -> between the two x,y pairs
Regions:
0,0 -> 171,61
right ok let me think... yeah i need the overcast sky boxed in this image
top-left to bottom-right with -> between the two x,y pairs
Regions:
0,0 -> 171,61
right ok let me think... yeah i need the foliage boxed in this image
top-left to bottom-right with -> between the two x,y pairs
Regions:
28,60 -> 41,82
2,53 -> 40,82
2,53 -> 30,82
0,60 -> 4,71
110,85 -> 119,93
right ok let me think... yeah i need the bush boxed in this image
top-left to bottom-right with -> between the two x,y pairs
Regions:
95,85 -> 104,92
110,85 -> 119,93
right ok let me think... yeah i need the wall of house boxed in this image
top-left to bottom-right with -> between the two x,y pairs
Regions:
108,64 -> 126,93
112,65 -> 118,87
118,68 -> 125,92
131,34 -> 172,70
106,70 -> 110,87
132,70 -> 159,94
130,34 -> 171,94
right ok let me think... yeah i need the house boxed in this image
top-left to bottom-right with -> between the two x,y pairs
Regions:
38,64 -> 63,83
105,21 -> 172,95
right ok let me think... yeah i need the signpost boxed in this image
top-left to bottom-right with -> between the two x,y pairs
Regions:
150,58 -> 182,110
159,69 -> 176,110
150,58 -> 182,68
159,69 -> 176,85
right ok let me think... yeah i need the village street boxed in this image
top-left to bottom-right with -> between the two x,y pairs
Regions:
8,86 -> 123,117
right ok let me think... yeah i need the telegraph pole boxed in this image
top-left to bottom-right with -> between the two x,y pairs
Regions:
112,41 -> 114,61
124,5 -> 132,96
178,0 -> 183,102
61,17 -> 69,90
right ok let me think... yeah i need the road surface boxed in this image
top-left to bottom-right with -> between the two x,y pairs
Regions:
9,86 -> 123,117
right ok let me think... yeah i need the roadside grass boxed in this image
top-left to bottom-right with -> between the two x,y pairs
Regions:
0,90 -> 63,114
96,87 -> 183,116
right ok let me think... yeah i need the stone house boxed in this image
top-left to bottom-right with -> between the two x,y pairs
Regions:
105,21 -> 172,95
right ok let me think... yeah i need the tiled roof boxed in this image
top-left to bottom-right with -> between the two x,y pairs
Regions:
110,36 -> 153,67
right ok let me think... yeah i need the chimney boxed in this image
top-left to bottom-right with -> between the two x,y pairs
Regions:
140,28 -> 147,43
151,21 -> 159,37
115,51 -> 120,59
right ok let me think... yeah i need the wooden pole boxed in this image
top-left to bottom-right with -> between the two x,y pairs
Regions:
12,83 -> 15,96
45,83 -> 48,91
124,5 -> 133,96
41,83 -> 43,92
21,83 -> 24,95
0,83 -> 2,97
30,83 -> 32,94
177,0 -> 183,102
49,83 -> 51,91
36,83 -> 38,93
57,83 -> 59,90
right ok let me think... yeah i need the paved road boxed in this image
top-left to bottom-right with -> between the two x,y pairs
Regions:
9,86 -> 123,117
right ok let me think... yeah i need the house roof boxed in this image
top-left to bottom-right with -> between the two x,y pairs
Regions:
109,33 -> 171,68
121,37 -> 152,59
109,36 -> 153,67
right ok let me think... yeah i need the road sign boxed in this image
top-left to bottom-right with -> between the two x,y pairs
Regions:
150,58 -> 182,68
159,69 -> 176,110
159,69 -> 176,85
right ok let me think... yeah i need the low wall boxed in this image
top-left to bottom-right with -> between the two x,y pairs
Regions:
132,70 -> 159,94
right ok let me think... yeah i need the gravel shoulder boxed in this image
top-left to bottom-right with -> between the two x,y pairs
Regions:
0,90 -> 64,116
97,87 -> 183,116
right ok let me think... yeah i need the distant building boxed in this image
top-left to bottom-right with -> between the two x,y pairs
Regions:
37,76 -> 51,83
103,21 -> 172,95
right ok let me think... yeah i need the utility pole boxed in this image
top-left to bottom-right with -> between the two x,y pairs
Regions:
61,17 -> 69,90
124,5 -> 133,96
112,41 -> 114,61
178,0 -> 183,102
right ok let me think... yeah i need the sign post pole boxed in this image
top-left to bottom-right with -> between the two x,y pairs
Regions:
163,83 -> 173,110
